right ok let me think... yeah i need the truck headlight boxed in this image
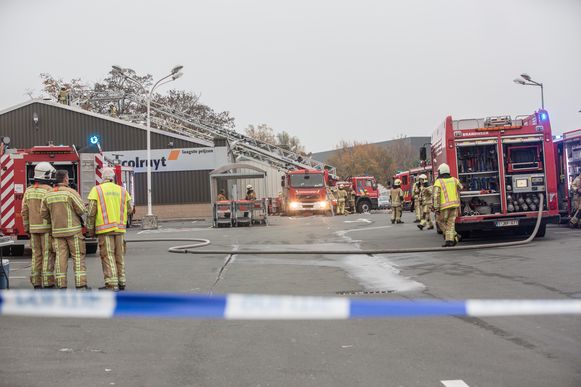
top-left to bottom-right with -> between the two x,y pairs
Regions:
319,201 -> 328,208
289,202 -> 299,209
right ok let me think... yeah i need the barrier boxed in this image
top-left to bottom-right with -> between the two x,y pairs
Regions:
1,291 -> 580,319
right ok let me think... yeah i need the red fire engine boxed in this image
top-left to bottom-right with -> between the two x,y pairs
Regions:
553,128 -> 581,221
0,145 -> 135,256
393,165 -> 432,210
332,176 -> 381,213
428,110 -> 559,238
281,169 -> 333,216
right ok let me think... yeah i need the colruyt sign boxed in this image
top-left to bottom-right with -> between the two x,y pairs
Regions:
103,147 -> 228,173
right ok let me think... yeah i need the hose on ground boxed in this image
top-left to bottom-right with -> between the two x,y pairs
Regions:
127,195 -> 545,256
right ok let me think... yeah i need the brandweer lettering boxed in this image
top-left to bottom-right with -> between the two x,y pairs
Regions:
120,157 -> 167,170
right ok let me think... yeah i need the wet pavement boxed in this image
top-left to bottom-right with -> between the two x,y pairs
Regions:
1,211 -> 580,386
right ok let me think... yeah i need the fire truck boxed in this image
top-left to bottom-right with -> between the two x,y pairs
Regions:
553,129 -> 581,222
427,110 -> 559,238
333,176 -> 381,213
0,145 -> 135,256
393,165 -> 432,210
280,169 -> 333,216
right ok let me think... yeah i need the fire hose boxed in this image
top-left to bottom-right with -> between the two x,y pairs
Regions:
127,194 -> 545,256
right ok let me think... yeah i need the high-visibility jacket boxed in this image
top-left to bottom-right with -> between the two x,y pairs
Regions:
22,183 -> 52,233
390,187 -> 404,207
433,177 -> 462,210
87,182 -> 132,235
40,185 -> 86,237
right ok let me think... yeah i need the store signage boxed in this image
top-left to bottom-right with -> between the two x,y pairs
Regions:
103,147 -> 228,173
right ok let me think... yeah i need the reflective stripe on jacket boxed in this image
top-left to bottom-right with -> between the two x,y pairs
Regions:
433,177 -> 462,210
40,185 -> 86,237
87,182 -> 132,234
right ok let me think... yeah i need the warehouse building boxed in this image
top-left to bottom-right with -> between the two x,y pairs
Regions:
0,99 -> 230,219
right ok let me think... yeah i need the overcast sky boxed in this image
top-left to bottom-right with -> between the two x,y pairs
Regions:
1,0 -> 580,152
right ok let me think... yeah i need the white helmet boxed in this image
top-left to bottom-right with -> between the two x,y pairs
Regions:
418,174 -> 427,180
102,167 -> 116,182
394,179 -> 402,185
438,163 -> 450,175
34,162 -> 56,182
246,184 -> 253,190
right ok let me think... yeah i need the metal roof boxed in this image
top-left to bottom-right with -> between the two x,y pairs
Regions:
0,99 -> 212,147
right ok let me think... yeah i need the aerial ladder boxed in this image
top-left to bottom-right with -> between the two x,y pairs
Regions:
130,97 -> 336,175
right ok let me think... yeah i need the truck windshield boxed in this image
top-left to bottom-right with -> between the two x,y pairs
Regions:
290,174 -> 324,188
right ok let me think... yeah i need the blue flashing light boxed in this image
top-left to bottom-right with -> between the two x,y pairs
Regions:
540,112 -> 547,121
89,135 -> 100,145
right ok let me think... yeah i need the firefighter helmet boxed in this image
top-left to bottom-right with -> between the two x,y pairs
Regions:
102,167 -> 116,182
34,162 -> 56,182
418,174 -> 427,180
246,184 -> 253,190
437,163 -> 450,175
394,179 -> 402,185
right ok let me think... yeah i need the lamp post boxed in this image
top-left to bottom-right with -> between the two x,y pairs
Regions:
513,73 -> 544,109
112,65 -> 184,229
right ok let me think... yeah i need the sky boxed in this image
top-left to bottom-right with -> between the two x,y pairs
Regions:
1,0 -> 580,152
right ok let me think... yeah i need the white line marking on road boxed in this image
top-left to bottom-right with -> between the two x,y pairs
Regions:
335,225 -> 392,237
344,218 -> 373,224
191,221 -> 198,224
8,276 -> 26,279
441,380 -> 470,387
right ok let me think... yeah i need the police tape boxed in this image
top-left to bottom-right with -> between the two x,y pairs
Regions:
1,291 -> 580,319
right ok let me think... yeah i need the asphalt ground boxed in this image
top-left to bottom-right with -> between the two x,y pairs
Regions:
1,211 -> 580,387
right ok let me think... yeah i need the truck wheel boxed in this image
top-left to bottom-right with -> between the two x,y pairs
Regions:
3,245 -> 25,257
86,242 -> 98,255
357,200 -> 371,214
534,224 -> 546,238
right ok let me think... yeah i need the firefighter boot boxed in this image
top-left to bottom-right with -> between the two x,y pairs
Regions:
417,224 -> 424,230
442,240 -> 455,247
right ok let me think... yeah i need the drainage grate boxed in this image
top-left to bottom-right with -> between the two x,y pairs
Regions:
336,290 -> 395,295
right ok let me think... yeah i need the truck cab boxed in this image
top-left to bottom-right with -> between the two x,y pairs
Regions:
281,169 -> 331,216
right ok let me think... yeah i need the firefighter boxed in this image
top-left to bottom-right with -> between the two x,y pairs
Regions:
348,185 -> 356,214
217,190 -> 228,201
432,163 -> 463,247
40,170 -> 88,289
336,184 -> 347,215
569,173 -> 581,228
109,103 -> 118,117
245,185 -> 256,200
390,179 -> 404,224
412,176 -> 423,223
417,174 -> 434,230
87,167 -> 133,291
57,87 -> 69,105
22,162 -> 57,289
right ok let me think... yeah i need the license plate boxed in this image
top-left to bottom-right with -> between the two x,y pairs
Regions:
495,220 -> 519,227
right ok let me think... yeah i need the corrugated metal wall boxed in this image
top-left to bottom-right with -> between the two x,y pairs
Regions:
0,101 -> 211,205
0,102 -> 200,151
220,160 -> 285,200
134,170 -> 211,204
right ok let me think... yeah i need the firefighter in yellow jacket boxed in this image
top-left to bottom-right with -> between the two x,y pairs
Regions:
417,174 -> 434,231
412,178 -> 423,223
22,162 -> 56,289
432,163 -> 463,247
40,170 -> 88,289
390,179 -> 404,224
569,173 -> 581,228
87,167 -> 133,291
336,184 -> 347,215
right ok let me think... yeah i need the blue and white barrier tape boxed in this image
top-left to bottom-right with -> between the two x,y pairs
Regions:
1,291 -> 580,319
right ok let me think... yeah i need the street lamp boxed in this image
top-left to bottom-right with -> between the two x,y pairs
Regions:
513,73 -> 544,109
111,65 -> 184,229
